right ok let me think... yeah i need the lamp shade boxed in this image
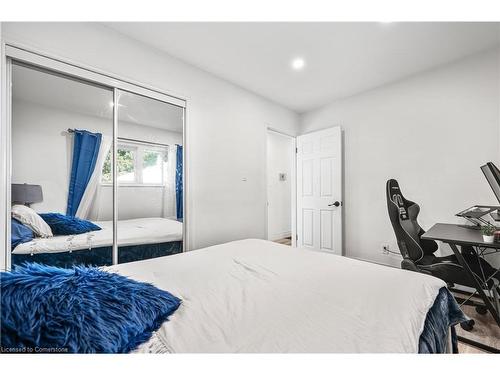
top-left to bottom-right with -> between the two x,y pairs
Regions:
11,184 -> 43,205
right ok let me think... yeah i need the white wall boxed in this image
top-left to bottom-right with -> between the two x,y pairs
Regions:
300,49 -> 500,267
12,99 -> 182,221
1,23 -> 299,250
267,131 -> 293,240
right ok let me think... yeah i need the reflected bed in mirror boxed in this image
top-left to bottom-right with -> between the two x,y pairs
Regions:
11,215 -> 182,267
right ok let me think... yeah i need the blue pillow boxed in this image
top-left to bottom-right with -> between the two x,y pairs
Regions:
11,218 -> 34,249
40,213 -> 101,235
1,263 -> 181,353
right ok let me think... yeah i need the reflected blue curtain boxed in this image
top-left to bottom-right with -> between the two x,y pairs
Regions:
175,145 -> 183,221
66,130 -> 102,217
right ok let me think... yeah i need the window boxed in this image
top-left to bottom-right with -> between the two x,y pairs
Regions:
142,149 -> 163,184
101,141 -> 168,185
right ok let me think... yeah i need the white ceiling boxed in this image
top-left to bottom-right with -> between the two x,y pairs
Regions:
12,63 -> 184,132
106,22 -> 500,113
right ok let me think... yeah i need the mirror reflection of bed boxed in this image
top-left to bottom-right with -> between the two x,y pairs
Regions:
10,63 -> 184,268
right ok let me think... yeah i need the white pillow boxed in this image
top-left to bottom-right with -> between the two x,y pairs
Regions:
11,204 -> 53,238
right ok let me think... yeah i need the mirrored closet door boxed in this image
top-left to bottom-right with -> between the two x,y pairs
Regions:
115,90 -> 184,263
8,52 -> 186,269
10,63 -> 115,268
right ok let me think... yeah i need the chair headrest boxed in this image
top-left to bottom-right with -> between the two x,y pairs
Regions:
387,179 -> 402,198
386,179 -> 409,220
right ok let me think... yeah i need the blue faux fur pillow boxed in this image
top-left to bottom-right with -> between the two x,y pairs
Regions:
1,263 -> 181,353
40,213 -> 101,235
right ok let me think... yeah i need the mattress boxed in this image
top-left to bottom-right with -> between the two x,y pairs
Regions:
108,239 -> 449,353
12,217 -> 183,255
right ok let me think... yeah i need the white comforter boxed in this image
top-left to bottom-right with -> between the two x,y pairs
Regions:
13,217 -> 183,255
108,239 -> 446,353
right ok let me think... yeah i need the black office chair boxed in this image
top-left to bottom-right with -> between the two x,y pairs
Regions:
386,179 -> 499,331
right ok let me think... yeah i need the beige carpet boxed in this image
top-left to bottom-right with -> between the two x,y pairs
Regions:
274,237 -> 292,246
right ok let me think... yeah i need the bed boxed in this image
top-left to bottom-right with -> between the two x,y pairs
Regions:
11,217 -> 183,267
105,239 -> 465,353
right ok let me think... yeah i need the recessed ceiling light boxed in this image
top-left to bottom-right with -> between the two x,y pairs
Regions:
291,57 -> 306,71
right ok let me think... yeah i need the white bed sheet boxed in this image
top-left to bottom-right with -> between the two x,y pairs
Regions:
108,239 -> 446,353
12,217 -> 183,255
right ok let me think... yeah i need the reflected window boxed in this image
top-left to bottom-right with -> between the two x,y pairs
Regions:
117,146 -> 137,183
142,149 -> 165,185
102,142 -> 167,185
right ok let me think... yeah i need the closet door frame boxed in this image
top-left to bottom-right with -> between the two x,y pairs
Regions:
1,43 -> 189,270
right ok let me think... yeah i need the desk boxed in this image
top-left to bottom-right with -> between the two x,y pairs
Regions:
422,223 -> 500,327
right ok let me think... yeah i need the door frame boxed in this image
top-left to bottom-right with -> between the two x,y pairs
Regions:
0,42 -> 190,270
265,128 -> 297,247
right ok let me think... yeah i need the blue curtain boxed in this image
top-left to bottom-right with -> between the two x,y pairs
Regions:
66,130 -> 102,217
175,145 -> 183,220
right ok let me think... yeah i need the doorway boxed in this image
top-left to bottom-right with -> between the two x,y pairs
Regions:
266,129 -> 296,246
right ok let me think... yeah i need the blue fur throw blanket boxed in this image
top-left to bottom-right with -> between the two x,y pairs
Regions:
1,263 -> 181,353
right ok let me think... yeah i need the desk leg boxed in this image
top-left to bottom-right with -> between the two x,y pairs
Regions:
448,243 -> 500,327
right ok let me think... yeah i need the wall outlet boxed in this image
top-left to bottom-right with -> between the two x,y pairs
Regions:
381,243 -> 390,255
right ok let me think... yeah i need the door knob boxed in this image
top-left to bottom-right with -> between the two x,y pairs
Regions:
328,201 -> 341,207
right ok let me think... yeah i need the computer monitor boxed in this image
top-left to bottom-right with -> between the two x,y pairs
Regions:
481,162 -> 500,204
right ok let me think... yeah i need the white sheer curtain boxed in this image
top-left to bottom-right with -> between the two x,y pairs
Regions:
162,145 -> 177,219
76,135 -> 111,219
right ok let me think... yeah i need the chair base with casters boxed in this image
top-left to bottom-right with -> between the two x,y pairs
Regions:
386,179 -> 500,334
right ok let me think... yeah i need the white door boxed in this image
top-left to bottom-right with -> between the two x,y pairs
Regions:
297,127 -> 343,254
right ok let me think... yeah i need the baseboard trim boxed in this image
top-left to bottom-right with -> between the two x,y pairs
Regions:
349,256 -> 399,269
